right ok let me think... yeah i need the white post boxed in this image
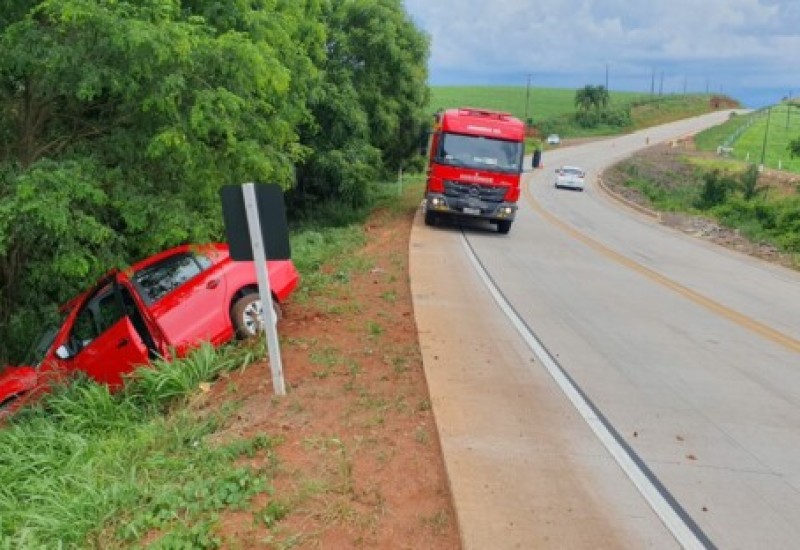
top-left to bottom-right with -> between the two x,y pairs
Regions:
242,183 -> 286,396
398,167 -> 404,196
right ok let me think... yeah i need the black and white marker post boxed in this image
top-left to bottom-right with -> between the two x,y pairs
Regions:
220,183 -> 292,396
242,183 -> 284,395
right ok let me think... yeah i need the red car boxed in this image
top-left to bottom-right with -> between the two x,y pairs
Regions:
0,243 -> 299,417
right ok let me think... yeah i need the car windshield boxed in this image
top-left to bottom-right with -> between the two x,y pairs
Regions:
436,133 -> 523,173
562,168 -> 583,176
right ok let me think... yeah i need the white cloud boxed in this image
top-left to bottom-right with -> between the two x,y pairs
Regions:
404,0 -> 800,105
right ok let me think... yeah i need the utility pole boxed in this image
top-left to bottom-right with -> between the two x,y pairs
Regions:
524,73 -> 534,125
605,63 -> 609,91
760,106 -> 772,168
659,71 -> 664,95
650,68 -> 655,95
788,91 -> 793,129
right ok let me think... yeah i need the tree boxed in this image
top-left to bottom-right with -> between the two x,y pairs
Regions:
695,170 -> 736,209
789,136 -> 800,158
0,0 -> 323,361
574,85 -> 609,112
292,0 -> 430,209
575,86 -> 595,112
0,0 -> 431,361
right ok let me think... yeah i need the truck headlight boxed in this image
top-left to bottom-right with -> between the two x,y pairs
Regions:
498,206 -> 513,217
430,197 -> 446,209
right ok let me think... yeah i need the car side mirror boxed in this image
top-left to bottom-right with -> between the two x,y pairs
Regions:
55,345 -> 72,360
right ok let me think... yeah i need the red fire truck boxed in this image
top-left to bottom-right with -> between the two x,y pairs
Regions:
423,107 -> 525,234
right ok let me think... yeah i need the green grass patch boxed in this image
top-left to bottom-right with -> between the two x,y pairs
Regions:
630,94 -> 721,128
0,344 -> 281,548
696,105 -> 800,174
621,176 -> 699,211
428,85 -> 644,123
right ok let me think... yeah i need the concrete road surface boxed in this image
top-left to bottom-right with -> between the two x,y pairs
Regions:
410,112 -> 800,549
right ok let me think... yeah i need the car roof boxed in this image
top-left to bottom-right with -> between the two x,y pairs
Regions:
561,165 -> 583,171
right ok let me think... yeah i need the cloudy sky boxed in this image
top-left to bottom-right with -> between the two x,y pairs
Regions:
403,0 -> 800,107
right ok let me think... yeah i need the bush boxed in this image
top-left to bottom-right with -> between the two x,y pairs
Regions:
695,170 -> 737,209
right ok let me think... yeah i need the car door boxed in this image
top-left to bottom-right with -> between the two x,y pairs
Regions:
64,279 -> 154,388
135,252 -> 229,353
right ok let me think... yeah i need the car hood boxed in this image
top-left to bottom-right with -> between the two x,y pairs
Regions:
0,365 -> 38,402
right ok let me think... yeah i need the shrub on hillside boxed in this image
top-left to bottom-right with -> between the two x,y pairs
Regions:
695,170 -> 737,209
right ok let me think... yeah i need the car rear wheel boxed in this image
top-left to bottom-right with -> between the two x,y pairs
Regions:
231,293 -> 282,339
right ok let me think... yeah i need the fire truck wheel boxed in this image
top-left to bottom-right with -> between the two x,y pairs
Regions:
497,220 -> 512,234
424,210 -> 437,226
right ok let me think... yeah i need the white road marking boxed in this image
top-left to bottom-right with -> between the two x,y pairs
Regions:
460,234 -> 712,550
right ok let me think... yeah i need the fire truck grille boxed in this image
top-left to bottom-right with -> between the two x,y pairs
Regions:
444,180 -> 507,202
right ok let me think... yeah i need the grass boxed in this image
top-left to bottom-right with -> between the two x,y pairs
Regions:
429,86 -> 726,140
629,94 -> 723,128
696,105 -> 800,174
429,85 -> 646,123
0,344 -> 277,548
611,152 -> 800,263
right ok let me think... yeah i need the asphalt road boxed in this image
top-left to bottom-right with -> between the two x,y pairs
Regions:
411,112 -> 800,549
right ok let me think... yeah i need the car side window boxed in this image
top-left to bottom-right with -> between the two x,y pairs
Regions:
133,253 -> 205,303
71,307 -> 96,349
69,286 -> 124,352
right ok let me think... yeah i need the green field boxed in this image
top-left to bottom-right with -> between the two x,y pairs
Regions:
428,85 -> 644,124
696,104 -> 800,174
428,87 -> 729,141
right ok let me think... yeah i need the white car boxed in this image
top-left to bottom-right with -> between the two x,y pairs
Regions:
546,134 -> 561,145
554,165 -> 585,191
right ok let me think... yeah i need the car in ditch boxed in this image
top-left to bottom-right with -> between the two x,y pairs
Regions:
0,243 -> 299,417
554,165 -> 586,191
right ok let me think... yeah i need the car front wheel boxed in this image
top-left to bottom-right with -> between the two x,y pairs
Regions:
231,293 -> 283,339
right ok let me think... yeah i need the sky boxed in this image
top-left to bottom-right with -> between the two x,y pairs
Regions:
403,0 -> 800,108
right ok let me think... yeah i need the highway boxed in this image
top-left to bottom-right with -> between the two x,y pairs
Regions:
410,111 -> 800,549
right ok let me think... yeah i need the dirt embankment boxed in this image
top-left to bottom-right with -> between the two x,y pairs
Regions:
601,141 -> 799,270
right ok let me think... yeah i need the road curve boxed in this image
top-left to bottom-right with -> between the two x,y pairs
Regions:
411,112 -> 800,549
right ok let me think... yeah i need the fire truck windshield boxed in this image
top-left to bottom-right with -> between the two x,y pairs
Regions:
436,133 -> 523,173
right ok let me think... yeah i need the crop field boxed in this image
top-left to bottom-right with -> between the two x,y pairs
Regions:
428,86 -> 645,123
428,87 -> 725,141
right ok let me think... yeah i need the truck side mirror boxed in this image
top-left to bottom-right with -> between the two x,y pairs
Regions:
419,129 -> 431,156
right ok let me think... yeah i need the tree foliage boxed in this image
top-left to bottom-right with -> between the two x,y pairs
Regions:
292,0 -> 429,210
789,136 -> 800,158
572,85 -> 626,129
694,170 -> 737,210
0,0 -> 430,362
574,85 -> 609,112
